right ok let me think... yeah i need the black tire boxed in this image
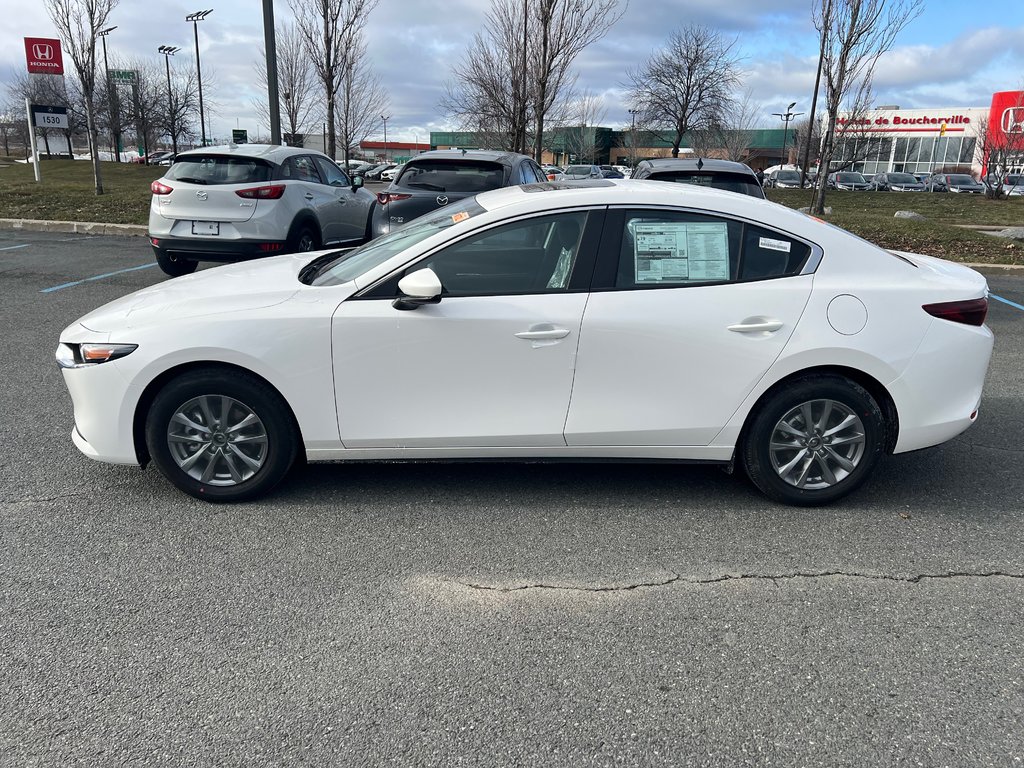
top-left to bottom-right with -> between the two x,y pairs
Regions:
155,248 -> 198,277
741,374 -> 885,506
288,222 -> 320,253
145,368 -> 299,502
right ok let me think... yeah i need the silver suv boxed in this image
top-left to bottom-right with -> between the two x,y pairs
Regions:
148,144 -> 376,276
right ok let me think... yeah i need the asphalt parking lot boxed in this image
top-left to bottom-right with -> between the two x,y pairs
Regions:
1,230 -> 1022,766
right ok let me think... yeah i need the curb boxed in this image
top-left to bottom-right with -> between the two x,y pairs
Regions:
0,218 -> 147,237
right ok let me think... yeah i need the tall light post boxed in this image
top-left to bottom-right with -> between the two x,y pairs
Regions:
186,10 -> 212,147
158,46 -> 180,155
260,0 -> 281,146
628,108 -> 639,167
381,114 -> 390,161
772,102 -> 803,168
98,26 -> 118,162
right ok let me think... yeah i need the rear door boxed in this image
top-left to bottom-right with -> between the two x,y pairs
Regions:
312,156 -> 374,243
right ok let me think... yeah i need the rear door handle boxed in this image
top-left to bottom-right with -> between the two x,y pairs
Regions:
304,193 -> 315,200
515,328 -> 570,340
727,319 -> 784,333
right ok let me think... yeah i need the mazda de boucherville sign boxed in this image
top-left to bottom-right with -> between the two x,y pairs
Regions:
24,37 -> 64,75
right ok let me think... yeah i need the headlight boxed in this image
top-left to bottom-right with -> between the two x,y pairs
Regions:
56,342 -> 137,369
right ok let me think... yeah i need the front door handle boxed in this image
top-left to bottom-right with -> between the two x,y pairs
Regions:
515,327 -> 570,340
727,319 -> 784,333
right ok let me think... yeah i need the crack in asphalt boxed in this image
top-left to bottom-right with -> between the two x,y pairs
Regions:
459,570 -> 1024,592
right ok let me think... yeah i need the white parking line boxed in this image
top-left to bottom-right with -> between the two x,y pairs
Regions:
0,243 -> 29,251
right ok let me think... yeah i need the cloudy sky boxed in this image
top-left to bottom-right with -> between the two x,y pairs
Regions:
3,0 -> 1023,143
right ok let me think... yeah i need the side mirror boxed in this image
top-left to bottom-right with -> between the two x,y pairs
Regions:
352,175 -> 364,190
393,267 -> 442,311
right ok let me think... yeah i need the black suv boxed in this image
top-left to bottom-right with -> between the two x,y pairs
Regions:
371,150 -> 547,237
631,158 -> 765,198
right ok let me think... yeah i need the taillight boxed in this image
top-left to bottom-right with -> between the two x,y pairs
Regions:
235,184 -> 286,200
376,192 -> 412,205
151,180 -> 173,195
922,298 -> 988,326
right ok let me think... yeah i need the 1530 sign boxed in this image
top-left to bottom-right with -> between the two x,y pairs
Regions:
31,105 -> 69,130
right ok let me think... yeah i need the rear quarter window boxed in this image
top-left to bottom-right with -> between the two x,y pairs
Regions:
396,160 -> 505,193
166,155 -> 273,185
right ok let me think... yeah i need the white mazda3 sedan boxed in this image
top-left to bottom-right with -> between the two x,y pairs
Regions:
148,144 -> 375,277
58,180 -> 993,505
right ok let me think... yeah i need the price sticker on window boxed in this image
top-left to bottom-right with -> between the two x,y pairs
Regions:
451,211 -> 470,224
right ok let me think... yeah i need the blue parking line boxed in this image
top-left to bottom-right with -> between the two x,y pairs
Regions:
991,294 -> 1024,312
40,262 -> 157,293
0,243 -> 29,251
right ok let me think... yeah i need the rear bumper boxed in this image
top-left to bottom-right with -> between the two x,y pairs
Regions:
148,236 -> 287,262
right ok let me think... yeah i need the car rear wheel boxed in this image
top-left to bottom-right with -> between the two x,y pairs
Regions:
741,374 -> 885,506
145,368 -> 299,502
155,249 -> 198,277
288,223 -> 320,253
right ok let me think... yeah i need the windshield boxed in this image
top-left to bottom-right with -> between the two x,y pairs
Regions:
1006,175 -> 1023,186
887,173 -> 918,183
948,175 -> 976,184
776,171 -> 801,181
566,166 -> 593,175
165,155 -> 273,185
836,173 -> 866,182
308,198 -> 487,287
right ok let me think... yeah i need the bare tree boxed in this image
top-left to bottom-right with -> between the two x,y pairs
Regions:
809,0 -> 923,214
289,0 -> 379,159
531,0 -> 624,161
45,0 -> 118,194
688,87 -> 761,161
160,59 -> 200,153
336,28 -> 388,165
440,0 -> 535,153
562,89 -> 607,163
626,25 -> 741,159
254,22 -> 317,146
118,58 -> 172,160
978,115 -> 1024,197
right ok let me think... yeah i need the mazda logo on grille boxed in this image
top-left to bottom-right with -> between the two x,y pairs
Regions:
436,195 -> 448,206
196,191 -> 208,200
33,44 -> 54,60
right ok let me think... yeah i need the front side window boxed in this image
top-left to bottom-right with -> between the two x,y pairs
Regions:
313,156 -> 350,187
612,210 -> 811,288
378,211 -> 589,297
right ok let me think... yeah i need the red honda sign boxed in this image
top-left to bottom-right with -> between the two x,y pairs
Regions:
25,37 -> 64,75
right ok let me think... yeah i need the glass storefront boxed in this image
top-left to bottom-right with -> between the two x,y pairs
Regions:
831,136 -> 977,175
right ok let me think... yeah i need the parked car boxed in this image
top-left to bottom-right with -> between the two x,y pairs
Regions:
599,165 -> 624,179
1000,173 -> 1024,196
147,144 -> 375,276
613,165 -> 632,178
543,166 -> 565,181
631,158 -> 765,198
143,150 -> 175,166
765,169 -> 805,189
351,162 -> 377,176
380,163 -> 404,182
913,172 -> 933,184
363,163 -> 396,181
827,172 -> 871,191
869,172 -> 927,192
928,173 -> 985,193
371,149 -> 547,237
562,164 -> 603,180
60,180 -> 993,506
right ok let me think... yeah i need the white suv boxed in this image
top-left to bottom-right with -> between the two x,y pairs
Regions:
148,144 -> 376,276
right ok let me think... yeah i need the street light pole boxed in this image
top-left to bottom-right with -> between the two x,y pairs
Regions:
771,102 -> 803,168
99,27 -> 118,161
381,114 -> 390,161
628,108 -> 639,168
185,10 -> 213,147
260,0 -> 281,146
158,46 -> 180,155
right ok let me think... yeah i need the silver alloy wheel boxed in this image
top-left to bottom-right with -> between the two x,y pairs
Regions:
768,399 -> 866,490
166,395 -> 269,486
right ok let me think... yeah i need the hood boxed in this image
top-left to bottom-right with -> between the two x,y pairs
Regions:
75,252 -> 319,332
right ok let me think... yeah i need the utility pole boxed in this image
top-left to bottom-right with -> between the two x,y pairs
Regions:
260,0 -> 281,146
628,108 -> 639,168
158,46 -> 180,154
99,26 -> 119,161
186,9 -> 213,147
381,114 -> 390,161
772,102 -> 803,168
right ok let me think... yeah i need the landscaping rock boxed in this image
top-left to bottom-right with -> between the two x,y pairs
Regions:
798,206 -> 832,214
990,227 -> 1024,240
894,210 -> 926,220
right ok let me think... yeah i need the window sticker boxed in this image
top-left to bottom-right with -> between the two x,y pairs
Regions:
633,221 -> 729,283
451,211 -> 470,223
758,236 -> 792,253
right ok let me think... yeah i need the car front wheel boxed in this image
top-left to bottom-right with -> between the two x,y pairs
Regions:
741,374 -> 885,506
145,368 -> 300,502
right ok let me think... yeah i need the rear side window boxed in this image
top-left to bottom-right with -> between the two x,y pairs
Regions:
647,171 -> 764,198
166,155 -> 272,185
395,160 -> 505,193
